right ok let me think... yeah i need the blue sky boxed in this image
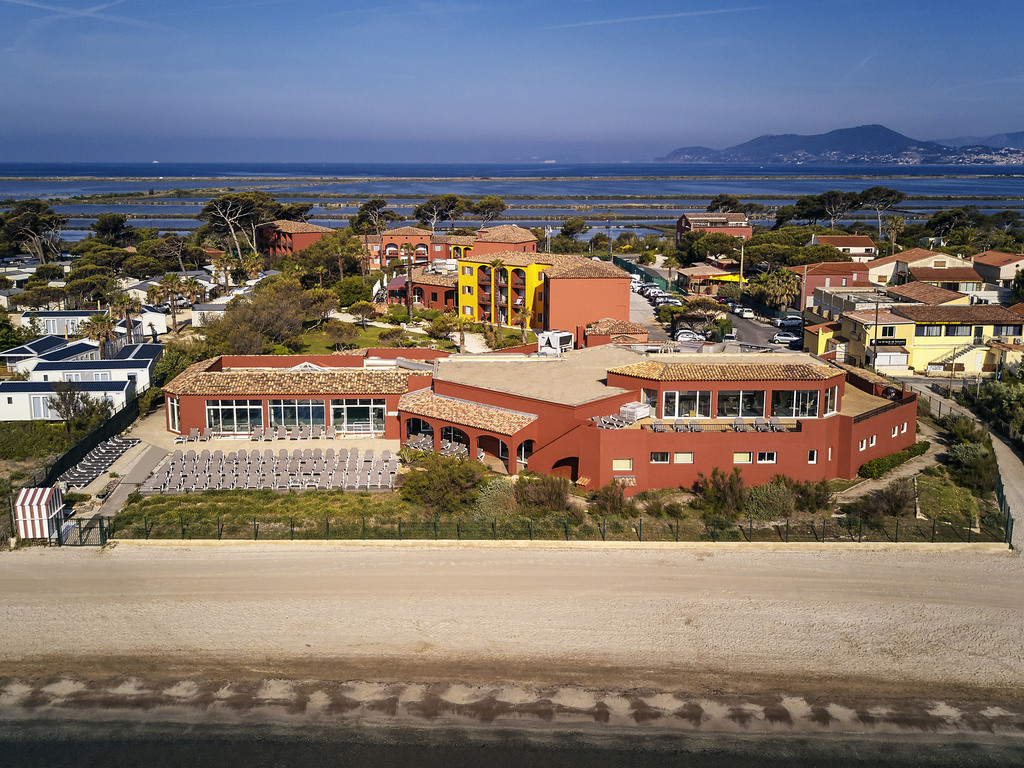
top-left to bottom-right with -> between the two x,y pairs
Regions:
1,0 -> 1022,162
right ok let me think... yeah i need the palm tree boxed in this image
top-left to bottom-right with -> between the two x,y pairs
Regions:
453,313 -> 474,353
212,253 -> 234,292
183,276 -> 204,306
516,307 -> 533,343
489,258 -> 505,341
161,273 -> 183,333
883,215 -> 905,257
146,284 -> 162,308
401,243 -> 416,312
663,254 -> 682,287
78,314 -> 115,359
240,252 -> 263,282
113,292 -> 143,345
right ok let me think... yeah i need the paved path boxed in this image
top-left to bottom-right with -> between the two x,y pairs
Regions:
98,444 -> 167,516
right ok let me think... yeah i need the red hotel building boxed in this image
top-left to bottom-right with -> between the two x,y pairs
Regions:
164,346 -> 916,496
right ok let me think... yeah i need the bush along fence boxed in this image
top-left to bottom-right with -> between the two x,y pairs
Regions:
612,256 -> 670,290
858,441 -> 930,479
104,512 -> 1009,545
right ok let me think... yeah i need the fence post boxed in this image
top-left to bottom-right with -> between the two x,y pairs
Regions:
785,518 -> 789,543
144,514 -> 150,540
564,516 -> 569,541
894,517 -> 899,543
99,517 -> 106,546
56,518 -> 63,547
858,517 -> 863,544
529,518 -> 533,541
457,518 -> 461,540
749,516 -> 753,542
361,516 -> 365,539
675,519 -> 680,542
492,517 -> 497,540
931,518 -> 936,543
638,517 -> 642,542
398,518 -> 402,540
179,514 -> 185,540
967,522 -> 972,543
290,517 -> 294,541
253,516 -> 257,541
434,519 -> 438,540
601,516 -> 606,541
325,517 -> 329,540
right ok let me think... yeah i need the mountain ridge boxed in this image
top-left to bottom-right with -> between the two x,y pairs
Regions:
655,124 -> 1024,164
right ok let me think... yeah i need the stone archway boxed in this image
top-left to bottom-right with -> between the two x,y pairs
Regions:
550,456 -> 579,481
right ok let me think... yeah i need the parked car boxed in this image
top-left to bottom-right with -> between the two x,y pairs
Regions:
722,332 -> 738,342
734,306 -> 755,319
675,329 -> 703,342
772,314 -> 803,328
771,331 -> 801,345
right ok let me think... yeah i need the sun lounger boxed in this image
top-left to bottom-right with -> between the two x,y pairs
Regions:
651,420 -> 667,433
732,418 -> 749,432
673,419 -> 688,432
769,416 -> 784,432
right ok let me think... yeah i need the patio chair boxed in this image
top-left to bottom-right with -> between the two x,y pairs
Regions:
652,420 -> 667,433
732,418 -> 749,433
673,419 -> 689,432
276,426 -> 288,440
174,433 -> 187,444
199,427 -> 212,442
187,427 -> 200,442
769,416 -> 784,432
688,420 -> 703,433
753,417 -> 770,433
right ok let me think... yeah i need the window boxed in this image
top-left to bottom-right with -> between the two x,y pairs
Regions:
757,451 -> 777,464
915,325 -> 942,337
881,325 -> 896,338
431,292 -> 438,302
30,395 -> 50,419
462,285 -> 473,295
663,390 -> 712,418
95,372 -> 110,381
434,245 -> 442,252
733,452 -> 752,464
463,306 -> 473,315
650,452 -> 669,464
823,385 -> 838,415
268,399 -> 326,429
168,395 -> 179,432
828,446 -> 833,460
330,398 -> 386,434
944,325 -> 971,337
859,439 -> 867,451
892,426 -> 899,437
462,266 -> 472,275
717,390 -> 765,418
808,450 -> 818,464
206,399 -> 263,434
869,435 -> 877,446
643,388 -> 658,409
995,324 -> 1023,336
6,397 -> 11,405
674,452 -> 693,464
771,389 -> 820,418
901,422 -> 908,434
612,458 -> 633,471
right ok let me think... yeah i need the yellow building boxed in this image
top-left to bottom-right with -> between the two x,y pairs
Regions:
841,304 -> 1024,375
457,251 -> 552,328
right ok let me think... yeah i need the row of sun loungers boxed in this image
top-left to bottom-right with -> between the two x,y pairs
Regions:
647,417 -> 788,433
592,415 -> 638,430
175,425 -> 372,444
141,447 -> 399,494
59,437 -> 140,488
403,434 -> 486,461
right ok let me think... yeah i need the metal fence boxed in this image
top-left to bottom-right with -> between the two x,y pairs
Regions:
105,512 -> 1006,545
612,256 -> 670,290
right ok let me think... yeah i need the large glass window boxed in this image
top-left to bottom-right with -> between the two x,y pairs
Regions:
771,389 -> 820,418
995,324 -> 1023,336
206,399 -> 263,433
269,399 -> 325,428
663,390 -> 712,418
31,395 -> 50,419
915,325 -> 942,337
944,325 -> 971,336
717,390 -> 765,418
330,398 -> 386,434
823,385 -> 838,415
168,395 -> 179,432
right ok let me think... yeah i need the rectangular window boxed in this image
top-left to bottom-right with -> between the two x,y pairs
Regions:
674,452 -> 694,464
31,395 -> 50,419
733,452 -> 752,464
994,324 -> 1023,336
771,389 -> 820,418
859,439 -> 867,451
463,306 -> 473,315
268,399 -> 325,430
881,325 -> 896,338
434,245 -> 442,252
431,292 -> 438,302
901,422 -> 907,434
869,435 -> 877,447
892,426 -> 899,437
462,285 -> 473,294
944,325 -> 971,336
808,449 -> 818,464
650,452 -> 669,464
462,266 -> 472,275
206,399 -> 264,434
612,458 -> 633,471
717,390 -> 765,418
663,390 -> 712,418
757,451 -> 777,464
915,325 -> 942,337
330,398 -> 386,434
643,388 -> 658,410
823,385 -> 838,415
168,395 -> 179,432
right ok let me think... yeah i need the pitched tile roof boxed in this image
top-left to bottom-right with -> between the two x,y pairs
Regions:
866,248 -> 942,268
545,257 -> 629,280
263,220 -> 334,234
682,213 -> 749,225
885,282 -> 966,304
787,261 -> 864,276
459,250 -> 549,267
845,309 -> 914,325
476,224 -> 537,243
892,304 -> 1023,324
805,322 -> 841,334
382,226 -> 433,237
607,360 -> 842,382
586,318 -> 649,336
431,234 -> 477,245
972,250 -> 1024,267
398,388 -> 537,436
1009,303 -> 1024,318
908,267 -> 983,282
410,266 -> 457,288
813,235 -> 877,248
164,358 -> 416,397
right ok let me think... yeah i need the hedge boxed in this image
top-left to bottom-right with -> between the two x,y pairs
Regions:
858,441 -> 930,479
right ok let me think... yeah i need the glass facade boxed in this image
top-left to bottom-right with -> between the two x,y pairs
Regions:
330,398 -> 385,434
206,399 -> 263,433
168,395 -> 179,432
717,390 -> 765,418
269,399 -> 326,428
771,389 -> 820,418
663,390 -> 712,418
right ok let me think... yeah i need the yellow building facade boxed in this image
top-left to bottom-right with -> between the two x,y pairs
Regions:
456,251 -> 551,328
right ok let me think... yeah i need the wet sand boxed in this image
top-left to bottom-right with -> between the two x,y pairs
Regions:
1,543 -> 1022,738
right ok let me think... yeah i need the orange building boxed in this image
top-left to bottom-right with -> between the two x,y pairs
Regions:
255,220 -> 335,257
676,213 -> 753,243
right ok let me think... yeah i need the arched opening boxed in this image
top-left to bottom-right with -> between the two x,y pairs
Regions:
477,435 -> 509,472
385,244 -> 399,256
441,426 -> 469,449
406,418 -> 433,441
517,440 -> 535,464
550,456 -> 579,481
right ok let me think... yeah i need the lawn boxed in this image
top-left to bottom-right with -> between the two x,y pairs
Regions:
916,474 -> 987,524
293,325 -> 459,354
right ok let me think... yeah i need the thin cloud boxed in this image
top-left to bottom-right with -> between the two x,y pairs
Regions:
1,0 -> 170,30
549,6 -> 766,29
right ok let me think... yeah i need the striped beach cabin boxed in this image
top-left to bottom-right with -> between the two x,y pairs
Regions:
14,486 -> 64,540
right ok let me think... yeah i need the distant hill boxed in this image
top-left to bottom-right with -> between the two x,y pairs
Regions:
655,124 -> 1024,164
935,131 -> 1024,150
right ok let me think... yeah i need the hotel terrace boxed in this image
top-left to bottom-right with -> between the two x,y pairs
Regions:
162,345 -> 917,495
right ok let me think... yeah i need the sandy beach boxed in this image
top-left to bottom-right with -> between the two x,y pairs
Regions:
1,543 -> 1022,738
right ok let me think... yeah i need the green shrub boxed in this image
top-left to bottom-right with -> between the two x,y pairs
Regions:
62,491 -> 91,505
857,441 -> 929,479
917,397 -> 931,418
844,479 -> 915,523
589,482 -> 639,517
514,473 -> 571,513
746,482 -> 796,520
692,467 -> 747,521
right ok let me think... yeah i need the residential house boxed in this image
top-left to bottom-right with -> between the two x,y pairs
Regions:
864,248 -> 971,285
807,235 -> 878,261
0,380 -> 136,422
972,250 -> 1024,288
256,220 -> 335,257
675,213 -> 753,244
884,282 -> 969,306
788,262 -> 870,311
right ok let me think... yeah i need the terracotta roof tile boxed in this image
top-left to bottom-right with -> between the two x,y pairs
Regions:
1009,303 -> 1024,318
972,250 -> 1024,267
431,234 -> 477,245
845,309 -> 914,325
787,261 -> 864,276
908,267 -> 983,282
813,235 -> 877,248
262,220 -> 334,234
607,361 -> 842,382
886,282 -> 965,304
866,248 -> 942,268
411,266 -> 457,288
545,257 -> 629,280
892,305 -> 1023,324
586,318 -> 649,336
398,388 -> 536,436
476,224 -> 537,243
164,358 -> 415,397
382,226 -> 433,237
459,250 -> 548,267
